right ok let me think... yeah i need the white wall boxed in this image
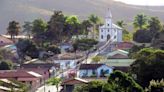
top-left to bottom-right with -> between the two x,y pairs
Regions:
54,60 -> 76,70
78,65 -> 113,78
97,65 -> 113,77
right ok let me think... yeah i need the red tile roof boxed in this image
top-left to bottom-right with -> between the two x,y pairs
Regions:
108,54 -> 129,59
0,70 -> 39,79
113,42 -> 134,50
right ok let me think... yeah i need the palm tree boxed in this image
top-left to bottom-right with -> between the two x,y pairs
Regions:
133,14 -> 148,30
23,21 -> 33,39
46,77 -> 61,92
116,20 -> 126,28
7,21 -> 21,40
116,20 -> 129,34
88,14 -> 100,39
82,20 -> 92,38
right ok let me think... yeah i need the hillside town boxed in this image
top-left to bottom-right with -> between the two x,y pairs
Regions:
0,5 -> 164,92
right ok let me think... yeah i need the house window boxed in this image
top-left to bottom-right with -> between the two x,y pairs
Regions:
101,35 -> 103,39
108,24 -> 110,26
108,29 -> 109,32
101,30 -> 103,32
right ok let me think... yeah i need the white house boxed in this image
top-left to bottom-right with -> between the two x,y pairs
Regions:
53,53 -> 83,70
77,64 -> 113,78
99,9 -> 122,42
101,49 -> 135,72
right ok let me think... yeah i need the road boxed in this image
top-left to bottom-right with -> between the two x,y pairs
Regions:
36,85 -> 62,92
36,40 -> 113,92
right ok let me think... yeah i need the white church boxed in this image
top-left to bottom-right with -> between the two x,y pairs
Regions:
99,10 -> 123,42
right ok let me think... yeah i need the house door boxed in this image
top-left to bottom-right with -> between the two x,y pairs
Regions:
107,34 -> 111,40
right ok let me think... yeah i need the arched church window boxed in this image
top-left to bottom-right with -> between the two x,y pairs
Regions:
108,29 -> 109,32
108,24 -> 110,26
101,35 -> 103,39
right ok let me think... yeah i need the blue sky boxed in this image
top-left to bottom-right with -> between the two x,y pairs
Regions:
114,0 -> 164,6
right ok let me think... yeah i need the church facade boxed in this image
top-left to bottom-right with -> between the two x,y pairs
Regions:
99,10 -> 122,42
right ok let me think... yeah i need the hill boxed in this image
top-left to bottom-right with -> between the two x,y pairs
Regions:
1,0 -> 164,34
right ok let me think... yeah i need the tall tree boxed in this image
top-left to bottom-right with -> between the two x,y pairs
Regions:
23,21 -> 33,39
130,48 -> 164,87
82,20 -> 92,37
48,11 -> 65,43
66,15 -> 80,39
16,39 -> 39,63
32,19 -> 47,35
147,17 -> 162,37
88,14 -> 100,39
7,21 -> 21,39
133,14 -> 148,30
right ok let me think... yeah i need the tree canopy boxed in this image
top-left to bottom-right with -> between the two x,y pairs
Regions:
130,48 -> 164,87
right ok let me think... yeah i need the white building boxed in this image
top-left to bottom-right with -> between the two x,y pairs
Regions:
99,9 -> 122,42
53,53 -> 83,70
77,64 -> 113,78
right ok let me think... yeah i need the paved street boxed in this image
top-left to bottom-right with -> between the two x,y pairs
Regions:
36,85 -> 62,92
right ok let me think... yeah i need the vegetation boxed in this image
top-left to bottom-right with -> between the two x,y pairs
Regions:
74,71 -> 144,92
0,61 -> 13,70
7,21 -> 21,40
147,79 -> 164,92
22,21 -> 33,39
130,48 -> 164,87
73,38 -> 98,51
116,20 -> 132,41
133,14 -> 163,43
16,39 -> 39,63
92,56 -> 104,63
46,77 -> 61,92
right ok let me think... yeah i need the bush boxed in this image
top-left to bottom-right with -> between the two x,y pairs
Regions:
73,38 -> 98,51
47,45 -> 61,54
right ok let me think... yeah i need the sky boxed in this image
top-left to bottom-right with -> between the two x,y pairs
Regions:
114,0 -> 164,6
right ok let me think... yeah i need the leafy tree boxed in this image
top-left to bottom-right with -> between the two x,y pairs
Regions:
133,29 -> 152,43
74,71 -> 143,92
73,38 -> 98,51
7,21 -> 21,39
92,56 -> 104,63
116,20 -> 132,41
0,61 -> 13,70
88,14 -> 101,38
47,45 -> 61,54
133,14 -> 148,30
130,48 -> 164,87
151,31 -> 164,50
103,71 -> 144,92
66,15 -> 81,39
82,20 -> 92,37
46,77 -> 61,92
16,39 -> 39,63
147,79 -> 164,92
48,11 -> 65,43
147,17 -> 162,35
32,18 -> 47,35
23,21 -> 33,39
